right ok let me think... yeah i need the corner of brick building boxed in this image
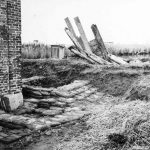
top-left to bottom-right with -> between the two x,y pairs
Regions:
0,0 -> 23,112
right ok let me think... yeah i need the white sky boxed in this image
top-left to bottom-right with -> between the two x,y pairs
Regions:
21,0 -> 150,45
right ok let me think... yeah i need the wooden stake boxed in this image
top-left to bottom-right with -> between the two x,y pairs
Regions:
108,54 -> 128,65
65,28 -> 95,63
68,47 -> 95,64
65,17 -> 85,50
74,17 -> 92,53
91,24 -> 108,59
65,17 -> 77,38
65,28 -> 84,53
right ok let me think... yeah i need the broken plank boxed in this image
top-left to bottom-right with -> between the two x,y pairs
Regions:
86,52 -> 110,65
65,28 -> 94,63
108,54 -> 128,65
65,17 -> 77,38
68,47 -> 95,64
74,17 -> 92,53
65,17 -> 85,50
65,28 -> 84,54
78,36 -> 86,50
91,24 -> 108,59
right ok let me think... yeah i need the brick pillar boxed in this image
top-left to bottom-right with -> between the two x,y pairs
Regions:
7,0 -> 22,94
0,0 -> 23,111
0,0 -> 9,94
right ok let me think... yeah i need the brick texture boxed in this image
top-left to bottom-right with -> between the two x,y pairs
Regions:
0,0 -> 21,95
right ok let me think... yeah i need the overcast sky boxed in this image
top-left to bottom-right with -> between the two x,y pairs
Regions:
21,0 -> 150,45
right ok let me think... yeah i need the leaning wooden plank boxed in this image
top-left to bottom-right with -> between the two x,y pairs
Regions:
78,36 -> 86,50
108,54 -> 128,65
65,28 -> 84,54
74,17 -> 92,53
68,47 -> 95,64
87,52 -> 111,65
91,24 -> 108,60
65,17 -> 85,50
65,17 -> 77,38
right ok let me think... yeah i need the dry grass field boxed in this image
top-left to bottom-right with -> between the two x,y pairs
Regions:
107,44 -> 150,56
22,43 -> 52,59
22,43 -> 150,60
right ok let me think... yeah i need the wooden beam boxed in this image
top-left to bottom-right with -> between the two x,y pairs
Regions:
65,28 -> 84,53
64,17 -> 85,50
65,17 -> 77,38
78,36 -> 85,50
91,24 -> 108,59
68,47 -> 95,64
74,17 -> 92,53
108,54 -> 128,65
65,28 -> 95,63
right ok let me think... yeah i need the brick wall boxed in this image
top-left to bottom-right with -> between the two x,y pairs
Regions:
0,0 -> 22,95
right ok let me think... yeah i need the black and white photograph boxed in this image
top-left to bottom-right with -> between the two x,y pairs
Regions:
0,0 -> 150,149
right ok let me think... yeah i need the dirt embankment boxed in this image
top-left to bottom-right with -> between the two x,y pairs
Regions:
22,60 -> 90,88
22,60 -> 142,97
83,71 -> 139,97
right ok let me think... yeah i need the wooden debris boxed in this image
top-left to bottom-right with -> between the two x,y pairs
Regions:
91,24 -> 127,65
68,47 -> 95,64
65,17 -> 85,50
65,28 -> 96,63
108,54 -> 128,65
65,28 -> 87,54
64,16 -> 128,66
65,28 -> 109,65
86,52 -> 111,65
65,17 -> 77,38
74,17 -> 92,54
91,24 -> 108,59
